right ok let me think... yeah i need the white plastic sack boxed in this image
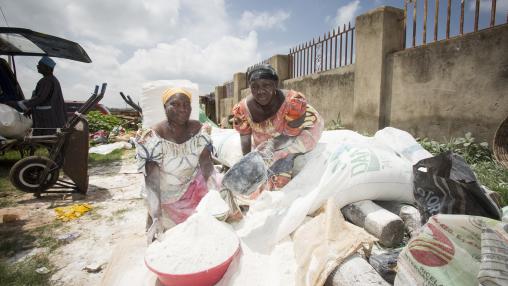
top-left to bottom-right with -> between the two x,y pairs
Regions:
374,127 -> 432,165
216,127 -> 428,286
210,127 -> 243,167
237,130 -> 417,249
0,103 -> 32,139
89,141 -> 132,155
211,129 -> 371,168
140,80 -> 199,129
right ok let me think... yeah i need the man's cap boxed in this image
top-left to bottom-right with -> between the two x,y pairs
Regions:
39,56 -> 56,69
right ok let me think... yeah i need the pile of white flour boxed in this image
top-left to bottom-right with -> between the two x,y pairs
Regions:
145,213 -> 239,274
196,189 -> 229,217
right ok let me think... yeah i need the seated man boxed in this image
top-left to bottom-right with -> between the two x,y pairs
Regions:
17,56 -> 67,135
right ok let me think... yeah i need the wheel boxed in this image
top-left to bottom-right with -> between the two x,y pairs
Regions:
9,156 -> 60,193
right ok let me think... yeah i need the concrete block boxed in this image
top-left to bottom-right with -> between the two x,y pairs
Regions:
399,205 -> 421,237
342,200 -> 404,247
374,200 -> 404,214
325,254 -> 390,286
375,201 -> 422,237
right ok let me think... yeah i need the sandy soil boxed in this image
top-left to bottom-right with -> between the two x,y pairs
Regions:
2,155 -> 149,286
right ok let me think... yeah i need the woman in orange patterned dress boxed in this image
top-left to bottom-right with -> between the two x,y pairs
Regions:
232,64 -> 323,197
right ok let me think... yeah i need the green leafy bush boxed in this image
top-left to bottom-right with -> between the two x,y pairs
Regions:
326,113 -> 345,130
417,132 -> 491,164
87,111 -> 125,133
418,132 -> 507,206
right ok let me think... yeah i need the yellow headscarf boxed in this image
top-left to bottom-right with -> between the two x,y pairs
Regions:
162,87 -> 192,105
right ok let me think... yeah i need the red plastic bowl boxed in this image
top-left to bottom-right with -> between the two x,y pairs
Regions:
145,242 -> 240,286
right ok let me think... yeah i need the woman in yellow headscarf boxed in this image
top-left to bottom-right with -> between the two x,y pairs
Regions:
135,87 -> 215,243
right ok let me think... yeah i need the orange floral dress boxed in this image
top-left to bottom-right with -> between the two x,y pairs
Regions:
232,89 -> 323,194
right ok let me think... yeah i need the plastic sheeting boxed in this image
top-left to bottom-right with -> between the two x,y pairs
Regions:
218,127 -> 431,286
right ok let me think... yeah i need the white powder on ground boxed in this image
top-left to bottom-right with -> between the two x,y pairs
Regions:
145,213 -> 239,274
196,189 -> 229,217
216,237 -> 296,286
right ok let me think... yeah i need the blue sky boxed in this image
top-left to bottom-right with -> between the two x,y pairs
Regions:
0,0 -> 506,107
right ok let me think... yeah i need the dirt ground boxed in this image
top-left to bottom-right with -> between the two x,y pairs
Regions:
1,154 -> 148,286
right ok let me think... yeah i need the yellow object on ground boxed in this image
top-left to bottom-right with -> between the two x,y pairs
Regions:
54,203 -> 93,221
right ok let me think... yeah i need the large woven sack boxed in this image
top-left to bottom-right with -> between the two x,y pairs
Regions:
0,103 -> 32,138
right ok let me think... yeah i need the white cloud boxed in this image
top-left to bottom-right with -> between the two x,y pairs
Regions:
2,0 -> 261,107
239,10 -> 290,31
333,0 -> 360,27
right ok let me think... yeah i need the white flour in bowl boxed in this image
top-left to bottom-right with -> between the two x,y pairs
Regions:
145,212 -> 239,274
196,189 -> 229,217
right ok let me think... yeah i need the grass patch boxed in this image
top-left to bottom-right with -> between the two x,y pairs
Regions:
0,158 -> 24,207
0,220 -> 64,258
0,147 -> 132,207
0,254 -> 54,286
112,208 -> 129,218
418,133 -> 508,207
107,208 -> 129,222
87,205 -> 104,221
32,221 -> 65,251
325,113 -> 345,130
471,161 -> 508,206
88,148 -> 130,165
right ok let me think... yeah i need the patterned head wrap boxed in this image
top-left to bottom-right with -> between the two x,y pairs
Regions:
247,64 -> 278,83
162,87 -> 192,105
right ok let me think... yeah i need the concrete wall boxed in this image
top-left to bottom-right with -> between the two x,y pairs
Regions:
386,24 -> 508,143
282,65 -> 355,128
212,7 -> 507,143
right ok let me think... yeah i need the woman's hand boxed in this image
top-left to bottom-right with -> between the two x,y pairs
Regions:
146,217 -> 164,244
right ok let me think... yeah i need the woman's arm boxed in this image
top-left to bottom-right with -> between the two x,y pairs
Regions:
240,134 -> 252,155
199,147 -> 214,181
144,161 -> 163,243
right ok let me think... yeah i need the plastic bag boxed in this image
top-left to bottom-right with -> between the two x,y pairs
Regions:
89,141 -> 132,155
221,151 -> 268,196
374,127 -> 432,165
0,103 -> 32,138
238,134 -> 415,249
413,151 -> 502,224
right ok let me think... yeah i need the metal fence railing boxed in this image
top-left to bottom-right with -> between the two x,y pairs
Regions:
289,23 -> 355,79
404,0 -> 508,48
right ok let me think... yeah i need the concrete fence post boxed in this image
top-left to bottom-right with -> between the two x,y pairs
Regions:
353,6 -> 404,134
214,85 -> 226,125
233,72 -> 247,105
269,54 -> 289,87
